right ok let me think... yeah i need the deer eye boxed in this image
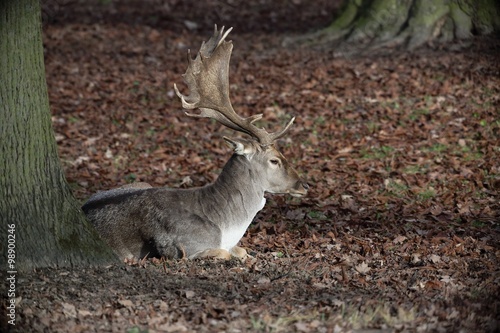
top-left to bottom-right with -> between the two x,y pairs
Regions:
270,158 -> 280,166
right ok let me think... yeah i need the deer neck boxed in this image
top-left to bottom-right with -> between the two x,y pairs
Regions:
212,154 -> 266,216
199,154 -> 266,250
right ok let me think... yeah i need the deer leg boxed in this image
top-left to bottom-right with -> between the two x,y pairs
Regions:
118,249 -> 136,262
155,238 -> 187,259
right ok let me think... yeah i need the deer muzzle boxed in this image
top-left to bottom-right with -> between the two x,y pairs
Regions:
290,180 -> 309,197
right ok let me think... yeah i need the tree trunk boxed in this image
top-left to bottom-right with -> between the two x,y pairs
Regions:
0,0 -> 117,273
284,0 -> 500,54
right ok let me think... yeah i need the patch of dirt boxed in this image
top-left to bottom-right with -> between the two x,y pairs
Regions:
2,0 -> 499,332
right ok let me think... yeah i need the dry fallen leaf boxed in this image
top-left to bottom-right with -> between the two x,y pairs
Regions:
338,146 -> 353,154
257,277 -> 271,284
355,262 -> 371,274
429,254 -> 441,264
157,322 -> 189,332
118,299 -> 134,307
393,235 -> 407,244
77,309 -> 92,317
295,321 -> 311,332
412,253 -> 422,264
184,290 -> 196,299
61,302 -> 77,318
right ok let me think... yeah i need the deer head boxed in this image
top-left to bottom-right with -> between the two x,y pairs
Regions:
174,26 -> 308,198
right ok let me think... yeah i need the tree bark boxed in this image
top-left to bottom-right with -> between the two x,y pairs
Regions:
284,0 -> 500,54
0,0 -> 117,272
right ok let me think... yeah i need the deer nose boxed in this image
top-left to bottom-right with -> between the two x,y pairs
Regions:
295,180 -> 309,192
302,182 -> 310,191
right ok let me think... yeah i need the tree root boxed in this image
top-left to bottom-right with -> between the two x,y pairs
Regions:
283,0 -> 499,56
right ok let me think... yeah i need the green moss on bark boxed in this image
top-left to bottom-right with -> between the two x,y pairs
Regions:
349,0 -> 413,43
473,0 -> 500,34
286,0 -> 500,52
406,0 -> 450,49
450,2 -> 473,39
328,0 -> 361,31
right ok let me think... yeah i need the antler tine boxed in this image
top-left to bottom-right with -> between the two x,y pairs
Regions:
269,116 -> 295,142
216,25 -> 233,48
174,25 -> 294,146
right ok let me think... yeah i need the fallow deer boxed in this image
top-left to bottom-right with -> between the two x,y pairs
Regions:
82,26 -> 308,260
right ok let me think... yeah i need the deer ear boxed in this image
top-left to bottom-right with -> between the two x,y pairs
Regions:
223,137 -> 255,156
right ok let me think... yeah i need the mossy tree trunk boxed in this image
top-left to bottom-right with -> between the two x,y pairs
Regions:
0,0 -> 117,272
285,0 -> 500,53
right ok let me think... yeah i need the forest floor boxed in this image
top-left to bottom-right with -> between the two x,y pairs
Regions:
3,0 -> 500,332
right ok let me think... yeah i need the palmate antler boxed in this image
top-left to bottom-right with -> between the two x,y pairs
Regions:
174,25 -> 294,146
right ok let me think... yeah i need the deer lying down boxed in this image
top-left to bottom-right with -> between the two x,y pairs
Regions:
82,26 -> 308,261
